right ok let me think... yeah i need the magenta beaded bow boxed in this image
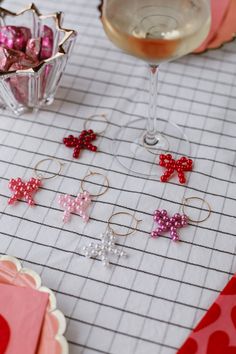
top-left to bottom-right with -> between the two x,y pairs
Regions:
159,154 -> 193,184
8,177 -> 41,206
63,130 -> 97,159
58,191 -> 92,223
151,209 -> 188,242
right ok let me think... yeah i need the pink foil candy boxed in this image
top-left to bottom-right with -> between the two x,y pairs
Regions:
9,56 -> 38,105
0,26 -> 31,51
0,46 -> 21,71
26,38 -> 41,61
40,25 -> 54,60
10,54 -> 38,70
0,25 -> 54,71
0,24 -> 54,105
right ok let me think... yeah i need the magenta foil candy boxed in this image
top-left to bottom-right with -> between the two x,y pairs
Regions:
0,26 -> 31,51
0,25 -> 54,105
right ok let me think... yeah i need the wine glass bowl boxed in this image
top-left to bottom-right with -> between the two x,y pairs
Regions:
103,1 -> 210,64
0,4 -> 77,116
101,0 -> 211,176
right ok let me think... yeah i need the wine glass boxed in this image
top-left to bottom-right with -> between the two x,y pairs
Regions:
101,0 -> 211,177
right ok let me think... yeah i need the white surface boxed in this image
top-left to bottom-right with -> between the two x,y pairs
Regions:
0,0 -> 235,353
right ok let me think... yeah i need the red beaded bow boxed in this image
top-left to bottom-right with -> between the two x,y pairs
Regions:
159,154 -> 193,184
8,177 -> 41,206
63,129 -> 97,159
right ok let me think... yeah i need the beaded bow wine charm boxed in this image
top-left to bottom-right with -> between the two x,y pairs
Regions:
58,191 -> 91,223
83,230 -> 126,267
159,154 -> 193,184
8,177 -> 41,206
63,129 -> 97,159
8,158 -> 63,207
82,211 -> 141,267
151,209 -> 188,242
58,171 -> 109,223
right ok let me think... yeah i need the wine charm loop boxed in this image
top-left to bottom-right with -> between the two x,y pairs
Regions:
81,171 -> 109,197
108,211 -> 142,237
34,158 -> 64,180
83,113 -> 109,135
182,197 -> 211,223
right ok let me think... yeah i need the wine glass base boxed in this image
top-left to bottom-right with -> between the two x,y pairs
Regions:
113,118 -> 191,177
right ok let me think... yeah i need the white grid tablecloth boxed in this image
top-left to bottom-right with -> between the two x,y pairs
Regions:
0,0 -> 235,353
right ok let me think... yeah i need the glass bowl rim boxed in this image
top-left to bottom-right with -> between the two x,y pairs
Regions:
0,2 -> 77,76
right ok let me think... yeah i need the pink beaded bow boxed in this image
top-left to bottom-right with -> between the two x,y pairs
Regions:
159,154 -> 193,184
58,191 -> 91,223
151,209 -> 188,242
8,177 -> 41,206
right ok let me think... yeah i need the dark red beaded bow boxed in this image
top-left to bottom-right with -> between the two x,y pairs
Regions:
63,129 -> 97,158
159,154 -> 193,184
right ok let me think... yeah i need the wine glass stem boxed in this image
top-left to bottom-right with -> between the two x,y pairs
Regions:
144,64 -> 159,146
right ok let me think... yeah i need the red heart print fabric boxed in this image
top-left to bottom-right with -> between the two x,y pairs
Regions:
178,275 -> 236,354
0,314 -> 10,354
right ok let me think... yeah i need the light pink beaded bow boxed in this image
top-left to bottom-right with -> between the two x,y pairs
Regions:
8,177 -> 41,206
151,209 -> 188,242
58,191 -> 91,223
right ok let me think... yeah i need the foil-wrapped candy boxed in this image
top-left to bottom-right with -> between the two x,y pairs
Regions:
0,46 -> 22,71
26,38 -> 41,62
40,26 -> 53,60
0,26 -> 31,51
9,56 -> 39,105
0,25 -> 54,104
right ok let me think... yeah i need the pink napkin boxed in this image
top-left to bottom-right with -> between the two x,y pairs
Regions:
0,284 -> 48,354
178,274 -> 236,354
197,0 -> 231,51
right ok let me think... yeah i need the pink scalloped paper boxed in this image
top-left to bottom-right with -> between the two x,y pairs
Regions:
0,255 -> 69,354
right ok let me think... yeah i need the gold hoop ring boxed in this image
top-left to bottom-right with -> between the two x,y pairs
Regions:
81,171 -> 109,197
108,212 -> 142,237
34,158 -> 64,180
182,197 -> 211,223
83,113 -> 109,134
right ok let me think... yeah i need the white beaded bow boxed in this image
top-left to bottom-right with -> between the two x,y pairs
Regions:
58,191 -> 91,223
82,230 -> 127,267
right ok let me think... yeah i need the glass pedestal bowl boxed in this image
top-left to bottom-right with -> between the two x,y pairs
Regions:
0,3 -> 77,115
